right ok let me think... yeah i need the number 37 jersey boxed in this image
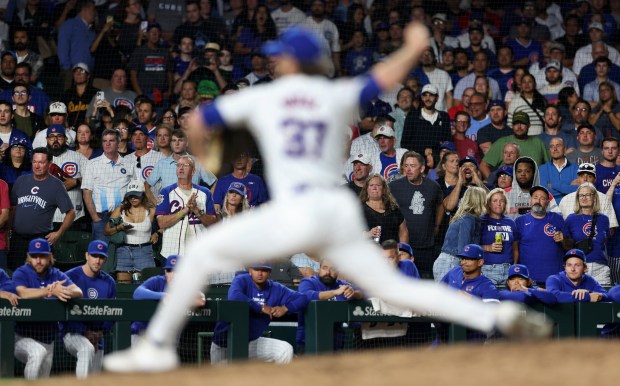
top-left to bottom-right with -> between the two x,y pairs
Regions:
204,74 -> 375,199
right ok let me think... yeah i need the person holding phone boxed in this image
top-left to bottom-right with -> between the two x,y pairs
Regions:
105,180 -> 157,283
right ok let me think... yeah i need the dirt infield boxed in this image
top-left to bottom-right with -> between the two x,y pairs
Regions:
4,340 -> 619,386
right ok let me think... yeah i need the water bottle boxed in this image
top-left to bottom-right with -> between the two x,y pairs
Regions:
373,226 -> 381,243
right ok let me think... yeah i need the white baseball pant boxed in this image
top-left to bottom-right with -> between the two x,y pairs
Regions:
14,334 -> 54,380
63,333 -> 103,379
145,189 -> 500,347
210,337 -> 293,365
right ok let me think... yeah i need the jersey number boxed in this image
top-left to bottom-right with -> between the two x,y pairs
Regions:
282,119 -> 326,158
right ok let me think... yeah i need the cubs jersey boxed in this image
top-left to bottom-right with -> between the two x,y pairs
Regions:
124,149 -> 165,182
156,183 -> 216,257
52,149 -> 88,222
202,74 -> 377,200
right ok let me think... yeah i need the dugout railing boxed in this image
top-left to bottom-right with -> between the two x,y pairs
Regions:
0,299 -> 249,377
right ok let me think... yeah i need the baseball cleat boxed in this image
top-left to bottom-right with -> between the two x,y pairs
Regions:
494,301 -> 553,340
103,339 -> 179,373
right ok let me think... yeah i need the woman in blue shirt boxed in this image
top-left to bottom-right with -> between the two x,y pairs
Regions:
565,183 -> 611,285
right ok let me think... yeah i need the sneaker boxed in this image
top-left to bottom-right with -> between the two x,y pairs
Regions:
103,339 -> 179,373
494,301 -> 553,340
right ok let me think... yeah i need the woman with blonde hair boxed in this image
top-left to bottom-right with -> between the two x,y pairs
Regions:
433,186 -> 487,281
480,188 -> 518,285
221,182 -> 251,219
565,183 -> 611,285
360,174 -> 408,244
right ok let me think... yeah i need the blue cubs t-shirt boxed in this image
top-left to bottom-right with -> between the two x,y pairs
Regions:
595,164 -> 620,194
565,213 -> 610,265
480,215 -> 518,265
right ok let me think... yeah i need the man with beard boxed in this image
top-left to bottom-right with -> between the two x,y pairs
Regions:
449,48 -> 471,88
411,48 -> 453,111
477,100 -> 512,155
12,238 -> 82,379
346,153 -> 372,195
515,185 -> 570,285
400,84 -> 451,159
296,258 -> 362,353
538,105 -> 577,152
212,152 -> 269,212
0,51 -> 16,91
481,111 -> 549,177
301,0 -> 341,77
12,27 -> 43,82
64,63 -> 99,128
538,137 -> 579,204
443,156 -> 489,213
46,124 -> 88,231
538,60 -> 568,105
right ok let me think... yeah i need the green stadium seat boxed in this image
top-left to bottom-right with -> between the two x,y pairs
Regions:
140,267 -> 163,281
54,231 -> 92,269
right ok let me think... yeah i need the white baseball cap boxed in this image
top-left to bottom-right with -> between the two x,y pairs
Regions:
421,84 -> 439,95
125,180 -> 145,197
49,102 -> 67,114
351,153 -> 371,165
374,125 -> 395,138
72,62 -> 90,73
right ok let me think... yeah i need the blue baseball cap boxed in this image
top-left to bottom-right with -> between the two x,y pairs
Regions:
459,155 -> 479,167
47,124 -> 66,137
508,264 -> 530,280
398,242 -> 413,257
228,182 -> 247,196
164,255 -> 180,269
88,240 -> 108,258
28,238 -> 51,255
497,165 -> 513,177
564,249 -> 586,262
439,141 -> 456,151
261,27 -> 323,65
250,261 -> 272,271
457,244 -> 484,260
488,100 -> 505,110
10,136 -> 31,149
131,124 -> 148,136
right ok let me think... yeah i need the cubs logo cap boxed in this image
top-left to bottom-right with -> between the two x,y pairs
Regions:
564,249 -> 587,262
164,255 -> 180,269
458,155 -> 479,167
497,165 -> 513,177
28,238 -> 51,255
398,242 -> 414,257
47,124 -> 66,137
261,27 -> 323,65
88,240 -> 109,258
131,124 -> 148,136
250,261 -> 272,271
439,141 -> 456,151
49,101 -> 67,114
508,264 -> 530,280
351,153 -> 371,165
374,125 -> 395,138
227,182 -> 247,196
457,244 -> 483,260
125,180 -> 145,197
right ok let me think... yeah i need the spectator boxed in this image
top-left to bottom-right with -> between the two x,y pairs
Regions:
75,123 -> 102,160
567,124 -> 603,165
477,100 -> 512,155
504,67 -> 527,110
134,99 -> 157,148
538,105 -> 577,152
146,0 -> 184,43
414,48 -> 453,111
369,125 -> 407,182
212,152 -> 268,211
481,112 -> 549,177
589,81 -> 620,137
271,0 -> 306,35
531,42 -> 580,96
301,0 -> 341,77
401,84 -> 451,160
32,103 -> 76,149
181,43 -> 228,97
128,23 -> 174,109
0,137 -> 32,191
85,68 -> 138,118
516,185 -> 570,285
558,86 -> 579,123
488,46 -> 515,98
561,99 -> 606,147
434,149 -> 458,189
156,155 -> 217,258
64,63 -> 99,128
539,137 -> 579,205
464,93 -> 492,143
9,148 -> 75,270
565,183 -> 611,285
12,27 -> 43,82
343,29 -> 373,77
154,125 -> 173,157
480,188 -> 518,285
449,49 -> 471,91
233,5 -> 277,79
349,114 -> 391,164
453,111 -> 481,162
538,60 -> 575,105
556,14 -> 588,69
57,0 -> 97,88
434,186 -> 487,281
12,238 -> 82,380
296,258 -> 362,353
494,165 -> 514,189
116,0 -> 144,59
0,99 -> 30,155
573,21 -> 620,77
62,240 -> 116,379
389,151 -> 444,279
46,124 -> 89,231
389,87 -> 414,148
211,262 -> 308,364
484,143 -> 520,184
220,182 -> 250,219
596,137 -> 620,192
443,156 -> 489,214
383,239 -> 419,278
546,248 -> 608,302
453,51 -> 501,103
146,129 -> 217,201
82,128 -> 134,242
507,73 -> 547,135
429,13 -> 459,62
105,181 -> 157,282
505,17 -> 544,68
0,63 -> 49,117
345,153 -> 372,196
360,174 -> 407,245
497,264 -> 557,305
583,57 -> 620,105
125,125 -> 164,183
173,0 -> 218,48
605,168 -> 620,283
577,41 -> 620,93
0,51 -> 15,91
11,84 -> 46,138
458,19 -> 497,67
172,80 -> 199,113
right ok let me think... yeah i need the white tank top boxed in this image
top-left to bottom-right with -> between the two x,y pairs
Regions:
122,208 -> 152,244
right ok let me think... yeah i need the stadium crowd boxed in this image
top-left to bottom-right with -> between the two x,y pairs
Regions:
6,0 -> 620,379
